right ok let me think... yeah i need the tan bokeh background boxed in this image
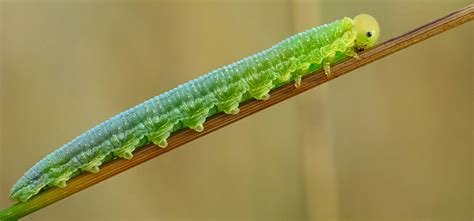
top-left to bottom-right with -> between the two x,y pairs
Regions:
0,0 -> 472,220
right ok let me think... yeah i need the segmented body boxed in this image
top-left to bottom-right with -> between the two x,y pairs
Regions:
11,18 -> 357,202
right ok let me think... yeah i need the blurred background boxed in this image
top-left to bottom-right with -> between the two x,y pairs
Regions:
0,0 -> 472,220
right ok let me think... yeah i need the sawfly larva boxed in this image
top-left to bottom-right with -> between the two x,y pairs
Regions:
10,14 -> 380,202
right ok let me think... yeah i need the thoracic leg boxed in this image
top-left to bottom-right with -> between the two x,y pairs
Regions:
323,62 -> 331,75
344,48 -> 359,59
295,77 -> 302,88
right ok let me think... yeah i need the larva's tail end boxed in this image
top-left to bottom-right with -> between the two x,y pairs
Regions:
9,183 -> 25,202
9,189 -> 34,203
353,14 -> 380,50
9,192 -> 18,202
17,195 -> 29,203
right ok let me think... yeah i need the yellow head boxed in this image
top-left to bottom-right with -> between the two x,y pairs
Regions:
353,14 -> 380,51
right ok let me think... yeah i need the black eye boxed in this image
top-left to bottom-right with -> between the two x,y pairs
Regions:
366,32 -> 372,37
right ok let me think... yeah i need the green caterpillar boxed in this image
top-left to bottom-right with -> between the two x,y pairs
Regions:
10,14 -> 380,202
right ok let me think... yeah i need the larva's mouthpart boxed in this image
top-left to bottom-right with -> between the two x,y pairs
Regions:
10,16 -> 378,202
353,14 -> 380,51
